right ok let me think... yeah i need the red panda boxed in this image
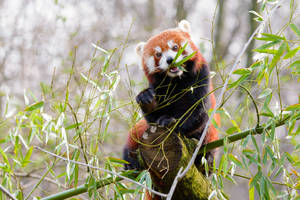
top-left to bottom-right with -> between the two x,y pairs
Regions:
123,20 -> 220,175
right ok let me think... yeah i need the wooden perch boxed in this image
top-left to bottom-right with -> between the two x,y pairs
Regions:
138,125 -> 215,200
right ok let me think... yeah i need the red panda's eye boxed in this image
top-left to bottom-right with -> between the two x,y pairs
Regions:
172,45 -> 178,51
155,52 -> 162,58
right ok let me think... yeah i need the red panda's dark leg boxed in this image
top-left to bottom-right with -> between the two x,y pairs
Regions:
123,119 -> 149,170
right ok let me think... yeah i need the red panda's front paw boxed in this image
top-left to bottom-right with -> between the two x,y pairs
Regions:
136,88 -> 155,105
122,147 -> 141,170
157,115 -> 176,127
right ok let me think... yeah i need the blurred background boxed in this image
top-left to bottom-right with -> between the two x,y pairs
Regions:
0,0 -> 299,199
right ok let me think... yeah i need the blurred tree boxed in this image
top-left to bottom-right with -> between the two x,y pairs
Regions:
214,0 -> 242,63
175,0 -> 187,21
246,0 -> 259,67
214,0 -> 225,61
146,0 -> 156,31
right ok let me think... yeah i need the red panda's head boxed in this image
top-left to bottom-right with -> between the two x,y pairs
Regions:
136,20 -> 205,83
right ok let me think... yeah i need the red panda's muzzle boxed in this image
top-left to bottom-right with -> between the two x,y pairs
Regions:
167,63 -> 186,78
169,66 -> 179,73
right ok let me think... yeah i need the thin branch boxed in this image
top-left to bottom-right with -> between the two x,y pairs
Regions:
14,173 -> 66,189
232,171 -> 292,188
0,184 -> 17,200
40,171 -> 138,200
66,102 -> 90,172
239,84 -> 260,127
217,169 -> 292,188
25,161 -> 56,200
34,146 -> 168,198
166,3 -> 282,199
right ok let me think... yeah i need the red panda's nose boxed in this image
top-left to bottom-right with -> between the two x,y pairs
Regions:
166,57 -> 173,65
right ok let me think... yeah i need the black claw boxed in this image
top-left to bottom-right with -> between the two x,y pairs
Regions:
157,115 -> 176,127
123,147 -> 141,170
205,151 -> 214,168
136,88 -> 155,105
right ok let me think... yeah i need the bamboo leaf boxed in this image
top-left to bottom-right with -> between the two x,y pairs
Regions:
290,23 -> 300,38
23,146 -> 33,167
249,10 -> 263,21
253,49 -> 277,54
260,33 -> 285,41
269,42 -> 287,71
283,47 -> 300,59
0,147 -> 9,167
174,51 -> 196,67
25,101 -> 44,111
172,42 -> 188,64
228,154 -> 243,168
249,186 -> 255,200
233,68 -> 252,76
107,157 -> 129,164
91,43 -> 109,54
285,104 -> 300,111
256,40 -> 281,50
258,88 -> 272,99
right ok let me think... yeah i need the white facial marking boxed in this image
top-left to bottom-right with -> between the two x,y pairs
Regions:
167,40 -> 174,48
154,40 -> 193,78
154,46 -> 162,52
158,53 -> 168,70
158,49 -> 177,71
146,56 -> 155,73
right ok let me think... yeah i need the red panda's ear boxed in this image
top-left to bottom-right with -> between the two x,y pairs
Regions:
135,42 -> 145,57
178,20 -> 191,33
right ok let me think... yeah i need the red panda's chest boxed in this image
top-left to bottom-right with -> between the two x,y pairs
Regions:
151,62 -> 210,118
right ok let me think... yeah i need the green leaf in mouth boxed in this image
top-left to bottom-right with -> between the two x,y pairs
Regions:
177,65 -> 187,72
169,42 -> 197,71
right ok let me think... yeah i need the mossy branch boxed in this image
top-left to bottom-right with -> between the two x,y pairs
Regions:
138,125 -> 216,200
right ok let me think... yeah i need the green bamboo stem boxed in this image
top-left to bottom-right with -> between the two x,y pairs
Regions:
199,113 -> 298,154
41,172 -> 138,200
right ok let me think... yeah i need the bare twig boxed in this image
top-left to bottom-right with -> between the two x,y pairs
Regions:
67,102 -> 90,172
25,161 -> 56,200
239,84 -> 260,127
34,146 -> 168,198
14,173 -> 66,189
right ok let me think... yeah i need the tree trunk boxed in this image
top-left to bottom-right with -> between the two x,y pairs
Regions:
138,125 -> 215,200
214,0 -> 225,61
175,0 -> 187,21
246,0 -> 259,67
